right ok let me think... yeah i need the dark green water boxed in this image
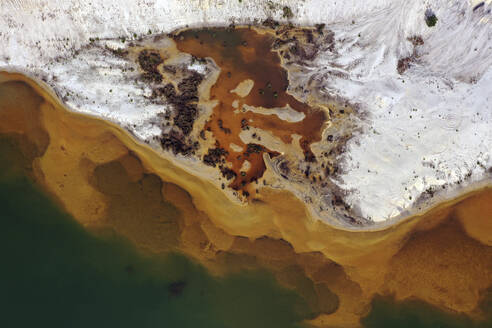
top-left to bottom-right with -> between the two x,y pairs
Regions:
361,295 -> 492,328
0,136 -> 311,328
1,134 -> 491,328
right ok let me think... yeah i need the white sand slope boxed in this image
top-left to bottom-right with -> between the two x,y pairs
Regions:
1,0 -> 491,227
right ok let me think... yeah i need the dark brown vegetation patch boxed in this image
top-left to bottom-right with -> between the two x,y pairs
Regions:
138,50 -> 164,83
397,57 -> 413,74
138,50 -> 163,72
203,147 -> 228,167
154,72 -> 203,136
160,130 -> 197,156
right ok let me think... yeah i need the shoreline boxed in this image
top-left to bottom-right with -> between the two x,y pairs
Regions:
2,68 -> 491,234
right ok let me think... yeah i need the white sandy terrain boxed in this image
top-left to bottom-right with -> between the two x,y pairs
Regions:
1,0 -> 491,227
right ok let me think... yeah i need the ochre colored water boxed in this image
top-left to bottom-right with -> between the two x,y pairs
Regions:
0,71 -> 491,327
174,28 -> 327,192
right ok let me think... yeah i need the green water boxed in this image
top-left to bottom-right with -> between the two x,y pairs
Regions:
361,295 -> 492,328
0,136 -> 311,328
1,134 -> 491,328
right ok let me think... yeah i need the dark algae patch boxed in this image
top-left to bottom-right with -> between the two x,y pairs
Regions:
0,136 -> 313,328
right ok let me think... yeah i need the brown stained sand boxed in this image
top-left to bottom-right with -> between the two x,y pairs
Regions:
1,71 -> 491,327
174,28 -> 328,191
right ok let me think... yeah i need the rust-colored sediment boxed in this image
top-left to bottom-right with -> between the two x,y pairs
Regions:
1,71 -> 491,327
174,28 -> 327,192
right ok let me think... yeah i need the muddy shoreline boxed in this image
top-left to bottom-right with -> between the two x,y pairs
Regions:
5,63 -> 492,233
4,21 -> 491,231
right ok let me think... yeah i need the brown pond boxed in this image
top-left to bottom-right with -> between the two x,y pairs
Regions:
173,27 -> 327,193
